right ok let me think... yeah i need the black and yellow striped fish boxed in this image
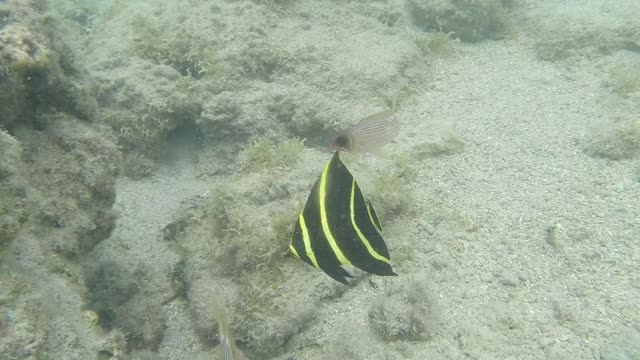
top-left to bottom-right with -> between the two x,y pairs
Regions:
289,151 -> 397,284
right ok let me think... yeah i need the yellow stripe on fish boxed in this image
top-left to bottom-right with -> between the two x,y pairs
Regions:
289,151 -> 397,284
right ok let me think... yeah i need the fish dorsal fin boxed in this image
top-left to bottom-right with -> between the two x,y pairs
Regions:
366,199 -> 383,234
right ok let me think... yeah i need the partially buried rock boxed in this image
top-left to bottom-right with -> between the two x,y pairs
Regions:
412,129 -> 465,159
583,117 -> 640,160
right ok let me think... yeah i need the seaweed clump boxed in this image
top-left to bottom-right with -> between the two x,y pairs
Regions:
240,137 -> 305,172
129,14 -> 225,80
416,32 -> 456,57
201,186 -> 298,278
371,168 -> 414,221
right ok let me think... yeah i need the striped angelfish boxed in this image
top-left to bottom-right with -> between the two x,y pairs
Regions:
289,151 -> 398,284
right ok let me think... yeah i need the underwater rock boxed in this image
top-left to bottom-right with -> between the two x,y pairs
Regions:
407,0 -> 513,42
533,20 -> 639,61
1,116 -> 120,256
85,260 -> 141,321
412,129 -> 465,159
0,0 -> 125,358
85,258 -> 168,350
0,13 -> 95,129
16,115 -> 121,257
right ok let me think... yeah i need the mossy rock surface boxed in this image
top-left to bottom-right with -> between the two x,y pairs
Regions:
16,116 -> 121,257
